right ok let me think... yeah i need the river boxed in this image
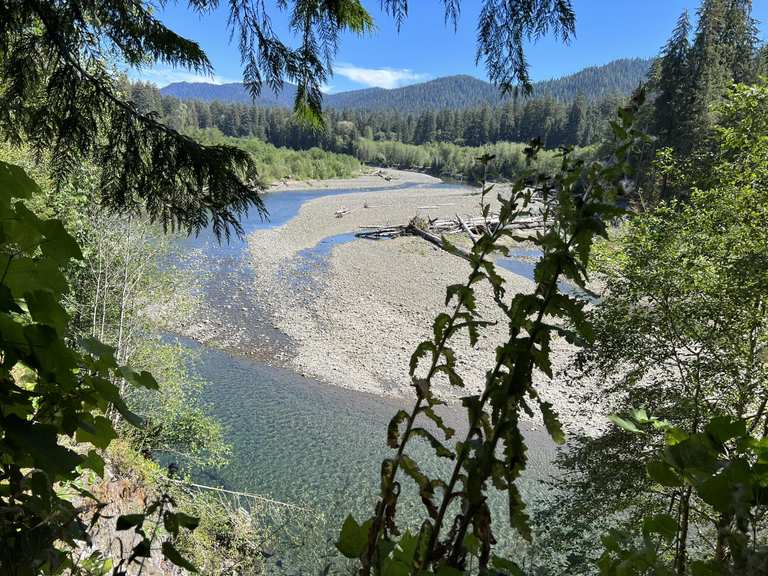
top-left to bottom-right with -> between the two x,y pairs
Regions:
171,180 -> 562,569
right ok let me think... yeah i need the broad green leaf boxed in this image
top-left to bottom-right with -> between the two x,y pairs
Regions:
80,450 -> 105,477
689,560 -> 726,576
336,515 -> 371,559
646,461 -> 683,487
435,567 -> 464,576
3,415 -> 82,477
39,218 -> 83,261
76,415 -> 117,449
0,161 -> 40,198
4,257 -> 67,297
119,366 -> 159,390
642,513 -> 678,541
705,416 -> 746,444
26,290 -> 69,335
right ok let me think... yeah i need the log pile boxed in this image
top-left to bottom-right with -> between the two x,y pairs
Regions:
355,213 -> 545,241
417,214 -> 545,235
356,225 -> 407,239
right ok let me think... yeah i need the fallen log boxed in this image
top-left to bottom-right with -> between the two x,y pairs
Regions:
456,213 -> 479,243
406,222 -> 472,261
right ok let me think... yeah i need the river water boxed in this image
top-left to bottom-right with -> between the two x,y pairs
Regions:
173,181 -> 563,569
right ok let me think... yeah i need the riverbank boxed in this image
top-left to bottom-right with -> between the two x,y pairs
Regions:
247,175 -> 602,434
266,166 -> 441,192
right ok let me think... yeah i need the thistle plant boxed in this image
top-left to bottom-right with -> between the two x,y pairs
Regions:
337,92 -> 646,575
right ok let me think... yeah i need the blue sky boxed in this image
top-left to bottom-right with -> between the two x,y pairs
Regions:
132,1 -> 768,92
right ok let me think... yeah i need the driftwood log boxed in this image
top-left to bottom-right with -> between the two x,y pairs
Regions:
405,222 -> 472,260
354,212 -> 545,257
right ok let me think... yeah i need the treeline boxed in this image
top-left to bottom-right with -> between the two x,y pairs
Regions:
129,80 -> 626,151
353,138 -> 596,181
187,129 -> 361,184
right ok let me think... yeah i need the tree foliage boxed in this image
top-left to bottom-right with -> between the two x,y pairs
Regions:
0,161 -> 198,573
337,93 -> 646,575
542,80 -> 768,576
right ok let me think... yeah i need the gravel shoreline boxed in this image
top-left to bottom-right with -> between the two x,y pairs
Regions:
247,172 -> 602,433
267,167 -> 441,192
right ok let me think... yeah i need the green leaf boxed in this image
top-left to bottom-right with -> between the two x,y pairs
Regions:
387,410 -> 410,448
436,567 -> 465,576
25,290 -> 69,335
119,366 -> 159,390
161,541 -> 198,572
423,406 -> 455,440
689,560 -> 726,576
116,513 -> 145,531
0,161 -> 40,198
433,313 -> 452,342
409,341 -> 436,375
80,450 -> 105,477
491,555 -> 524,576
539,401 -> 565,445
642,514 -> 678,541
705,417 -> 746,444
336,515 -> 371,559
76,415 -> 117,449
507,483 -> 532,542
3,415 -> 82,478
608,414 -> 644,434
400,454 -> 429,490
411,427 -> 454,459
4,257 -> 67,297
646,461 -> 683,487
39,218 -> 83,262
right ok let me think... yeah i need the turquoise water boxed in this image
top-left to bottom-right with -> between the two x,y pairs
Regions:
498,247 -> 598,302
185,335 -> 554,512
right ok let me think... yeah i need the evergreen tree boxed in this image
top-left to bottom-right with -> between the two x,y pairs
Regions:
653,10 -> 695,154
565,94 -> 588,146
688,0 -> 757,141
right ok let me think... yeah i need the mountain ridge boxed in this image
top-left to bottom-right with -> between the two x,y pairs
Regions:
159,58 -> 652,111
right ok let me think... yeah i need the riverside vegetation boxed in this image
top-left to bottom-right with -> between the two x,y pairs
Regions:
1,0 -> 768,575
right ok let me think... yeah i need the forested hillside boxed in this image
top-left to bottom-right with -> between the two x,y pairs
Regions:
132,81 -> 626,151
159,58 -> 651,111
533,58 -> 651,100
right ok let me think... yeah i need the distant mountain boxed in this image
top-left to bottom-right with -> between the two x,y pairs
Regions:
533,58 -> 651,101
160,82 -> 297,107
325,75 -> 502,111
159,58 -> 652,111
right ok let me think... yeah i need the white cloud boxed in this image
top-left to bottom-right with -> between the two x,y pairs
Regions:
320,83 -> 336,94
334,64 -> 429,89
126,66 -> 239,87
